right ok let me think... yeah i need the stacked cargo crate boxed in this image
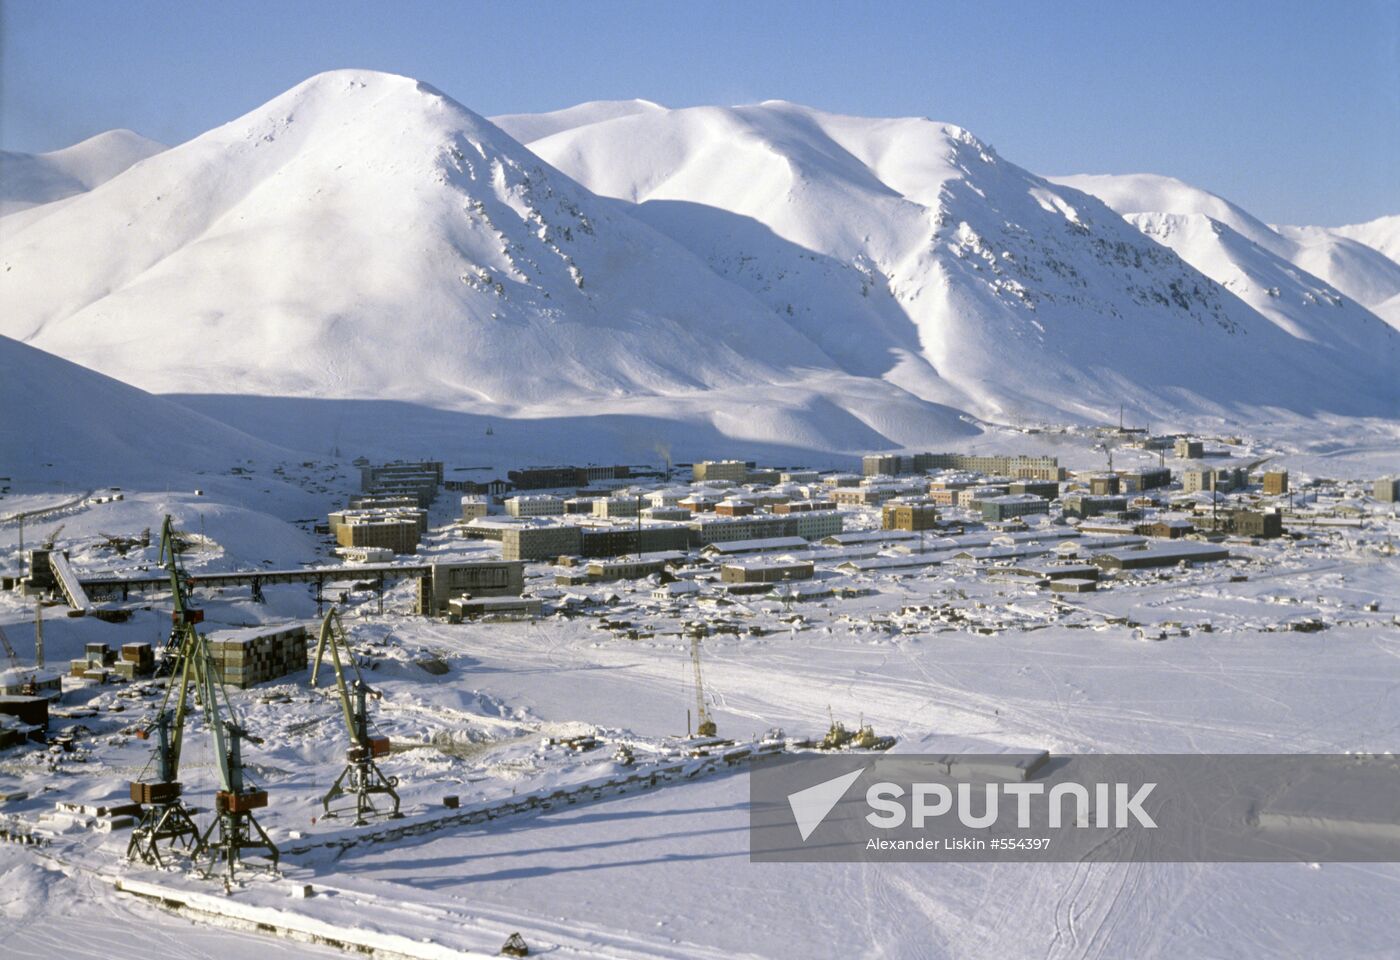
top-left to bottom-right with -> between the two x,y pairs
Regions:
206,625 -> 309,689
70,642 -> 116,681
112,643 -> 155,680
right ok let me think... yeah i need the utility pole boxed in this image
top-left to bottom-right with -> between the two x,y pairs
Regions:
33,596 -> 44,669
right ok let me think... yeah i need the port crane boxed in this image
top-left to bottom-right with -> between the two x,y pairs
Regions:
312,607 -> 401,825
127,515 -> 278,879
690,636 -> 716,738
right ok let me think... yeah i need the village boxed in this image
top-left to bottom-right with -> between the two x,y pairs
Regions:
0,434 -> 1397,956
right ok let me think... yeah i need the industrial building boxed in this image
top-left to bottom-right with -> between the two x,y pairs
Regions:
1092,541 -> 1230,571
720,559 -> 815,583
447,596 -> 543,620
418,560 -> 526,615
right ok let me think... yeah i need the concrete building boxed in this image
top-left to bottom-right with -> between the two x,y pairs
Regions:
1062,494 -> 1129,519
335,545 -> 394,564
1138,518 -> 1195,539
822,473 -> 864,488
1117,467 -> 1173,492
1375,477 -> 1400,502
642,506 -> 692,522
958,486 -> 1011,511
721,559 -> 815,584
780,471 -> 820,483
881,501 -> 940,531
692,460 -> 750,483
645,488 -> 692,508
863,453 -> 1063,482
507,464 -> 631,490
1232,510 -> 1284,539
790,511 -> 843,540
691,515 -> 794,545
335,515 -> 419,554
678,493 -> 721,513
419,560 -> 526,615
1174,438 -> 1204,459
773,498 -> 836,514
579,524 -> 692,558
1089,474 -> 1121,496
501,523 -> 584,561
1182,467 -> 1247,494
460,496 -> 489,521
980,495 -> 1050,522
702,536 -> 809,558
831,486 -> 899,506
1261,470 -> 1289,496
592,497 -> 642,519
715,499 -> 755,517
448,596 -> 542,620
1009,480 -> 1060,499
505,494 -> 566,517
582,557 -> 676,582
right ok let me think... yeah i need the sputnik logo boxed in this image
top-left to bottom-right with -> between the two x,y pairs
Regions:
787,767 -> 867,841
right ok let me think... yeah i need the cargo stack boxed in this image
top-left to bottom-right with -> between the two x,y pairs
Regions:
206,625 -> 309,689
70,643 -> 117,681
112,643 -> 155,680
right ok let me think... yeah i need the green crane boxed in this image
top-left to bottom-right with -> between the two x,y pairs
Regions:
127,515 -> 278,879
312,607 -> 401,825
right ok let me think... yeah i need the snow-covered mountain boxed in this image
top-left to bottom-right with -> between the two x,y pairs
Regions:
1052,173 -> 1400,333
1274,214 -> 1400,328
0,335 -> 290,483
501,100 -> 1396,423
1278,214 -> 1400,270
0,129 -> 164,217
1,73 -> 1395,461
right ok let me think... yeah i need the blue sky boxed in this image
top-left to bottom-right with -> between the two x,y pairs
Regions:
2,0 -> 1396,225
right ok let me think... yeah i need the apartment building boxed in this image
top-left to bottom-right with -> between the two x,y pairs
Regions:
505,494 -> 566,517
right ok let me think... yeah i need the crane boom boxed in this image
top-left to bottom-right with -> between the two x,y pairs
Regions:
0,623 -> 17,670
690,637 -> 716,738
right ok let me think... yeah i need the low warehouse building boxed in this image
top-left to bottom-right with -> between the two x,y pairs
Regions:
720,559 -> 815,583
448,596 -> 543,620
1092,542 -> 1229,571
